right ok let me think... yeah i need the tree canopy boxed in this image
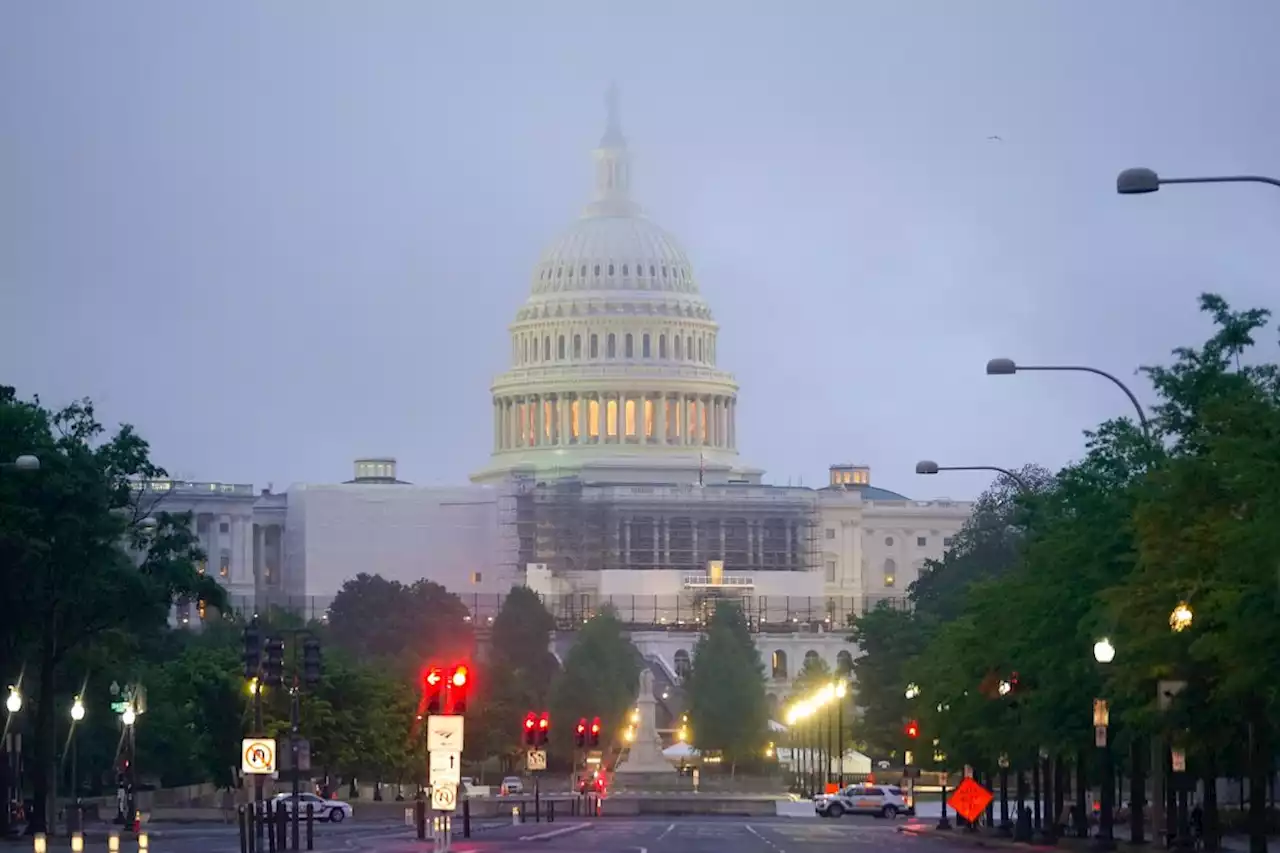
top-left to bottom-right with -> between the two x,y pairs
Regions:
549,607 -> 640,756
847,294 -> 1280,847
685,601 -> 769,767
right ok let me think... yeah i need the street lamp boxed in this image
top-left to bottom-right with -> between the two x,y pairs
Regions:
1093,638 -> 1116,664
121,706 -> 136,727
1117,167 -> 1280,195
915,459 -> 1031,493
4,687 -> 20,714
70,697 -> 86,828
1169,602 -> 1193,633
835,681 -> 847,786
986,358 -> 1151,436
905,683 -> 920,700
0,455 -> 40,472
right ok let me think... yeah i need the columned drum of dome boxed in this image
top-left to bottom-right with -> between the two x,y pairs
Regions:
472,90 -> 756,486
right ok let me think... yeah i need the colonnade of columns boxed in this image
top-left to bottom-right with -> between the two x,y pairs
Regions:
607,515 -> 803,571
493,391 -> 737,452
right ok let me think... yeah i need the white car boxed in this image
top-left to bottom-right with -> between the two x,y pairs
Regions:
271,792 -> 353,823
814,783 -> 913,819
500,776 -> 524,795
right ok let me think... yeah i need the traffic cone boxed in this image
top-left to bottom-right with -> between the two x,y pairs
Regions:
133,810 -> 141,833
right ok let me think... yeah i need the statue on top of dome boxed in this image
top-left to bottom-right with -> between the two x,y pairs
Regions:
601,81 -> 625,148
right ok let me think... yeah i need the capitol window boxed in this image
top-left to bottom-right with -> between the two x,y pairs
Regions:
607,333 -> 617,358
662,266 -> 668,278
558,336 -> 566,360
622,264 -> 629,276
607,398 -> 618,437
590,334 -> 599,358
588,399 -> 600,439
642,333 -> 651,358
674,337 -> 682,359
608,264 -> 615,275
625,333 -> 633,358
581,265 -> 587,276
573,334 -> 582,359
698,339 -> 704,362
543,337 -> 551,360
659,334 -> 667,358
883,558 -> 896,587
594,265 -> 601,276
686,337 -> 694,360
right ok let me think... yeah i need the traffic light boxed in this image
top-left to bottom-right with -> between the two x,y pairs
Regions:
263,637 -> 285,687
589,716 -> 601,748
424,667 -> 445,715
574,718 -> 587,748
537,712 -> 550,747
447,664 -> 469,714
302,637 -> 322,689
242,622 -> 262,679
904,719 -> 920,739
523,712 -> 537,747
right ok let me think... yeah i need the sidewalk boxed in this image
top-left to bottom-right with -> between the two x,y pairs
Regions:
898,821 -> 1277,852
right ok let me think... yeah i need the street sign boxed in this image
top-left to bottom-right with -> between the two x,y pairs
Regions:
427,715 -> 464,752
110,701 -> 128,714
527,749 -> 547,771
429,749 -> 461,787
948,777 -> 993,824
431,781 -> 458,811
241,738 -> 277,775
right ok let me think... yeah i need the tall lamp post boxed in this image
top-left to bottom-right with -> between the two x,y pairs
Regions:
2,686 -> 21,837
121,706 -> 137,829
1093,638 -> 1116,851
985,358 -> 1151,438
69,697 -> 85,830
835,681 -> 847,787
1117,167 -> 1280,195
915,460 -> 1030,493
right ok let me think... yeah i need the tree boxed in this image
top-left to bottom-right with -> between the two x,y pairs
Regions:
847,605 -> 931,758
326,574 -> 473,671
0,388 -> 224,832
549,607 -> 639,756
468,588 -> 558,769
685,601 -> 769,770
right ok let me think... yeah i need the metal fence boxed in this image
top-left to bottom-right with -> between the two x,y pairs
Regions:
211,593 -> 910,632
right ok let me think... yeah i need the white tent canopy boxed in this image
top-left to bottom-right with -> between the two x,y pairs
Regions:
662,742 -> 699,760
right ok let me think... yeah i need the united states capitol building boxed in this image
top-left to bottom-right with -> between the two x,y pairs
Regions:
146,93 -> 971,699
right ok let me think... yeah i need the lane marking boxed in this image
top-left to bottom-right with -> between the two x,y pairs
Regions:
518,822 -> 592,842
656,822 -> 675,842
745,823 -> 787,853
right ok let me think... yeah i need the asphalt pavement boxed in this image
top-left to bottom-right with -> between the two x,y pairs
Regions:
321,814 -> 986,853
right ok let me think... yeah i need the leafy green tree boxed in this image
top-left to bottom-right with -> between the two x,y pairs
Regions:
0,388 -> 224,832
685,601 -> 769,770
549,607 -> 639,756
846,605 -> 931,758
326,574 -> 473,670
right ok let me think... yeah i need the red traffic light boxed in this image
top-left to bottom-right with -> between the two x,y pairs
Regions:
451,665 -> 469,688
539,713 -> 550,730
425,667 -> 443,687
524,713 -> 537,731
591,716 -> 601,734
576,721 -> 586,734
905,719 -> 920,739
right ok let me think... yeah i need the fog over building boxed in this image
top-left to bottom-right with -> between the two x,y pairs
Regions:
145,92 -> 971,705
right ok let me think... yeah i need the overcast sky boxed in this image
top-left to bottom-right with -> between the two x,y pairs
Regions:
5,1 -> 1280,499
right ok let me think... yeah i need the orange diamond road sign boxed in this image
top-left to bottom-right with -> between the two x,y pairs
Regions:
948,777 -> 994,824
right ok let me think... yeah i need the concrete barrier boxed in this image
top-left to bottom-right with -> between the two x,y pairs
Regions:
776,800 -> 818,818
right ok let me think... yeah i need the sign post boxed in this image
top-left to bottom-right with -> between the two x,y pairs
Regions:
427,716 -> 463,853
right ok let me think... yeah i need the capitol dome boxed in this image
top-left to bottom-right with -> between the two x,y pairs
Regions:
472,89 -> 750,485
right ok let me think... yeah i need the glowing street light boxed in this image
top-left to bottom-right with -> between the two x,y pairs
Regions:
71,696 -> 86,722
5,686 -> 20,714
121,705 -> 137,727
997,680 -> 1012,697
1169,602 -> 1193,633
905,683 -> 921,699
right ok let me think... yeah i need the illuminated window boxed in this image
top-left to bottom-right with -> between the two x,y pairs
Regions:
574,334 -> 582,359
644,399 -> 654,437
658,334 -> 667,358
771,650 -> 788,680
219,556 -> 230,578
470,572 -> 483,584
883,558 -> 896,588
543,400 -> 553,440
625,399 -> 636,437
557,336 -> 566,360
590,334 -> 599,358
667,400 -> 679,439
688,401 -> 698,442
570,399 -> 581,439
607,398 -> 618,437
197,600 -> 207,620
700,402 -> 708,443
642,333 -> 651,358
588,399 -> 600,439
625,333 -> 633,358
607,333 -> 616,358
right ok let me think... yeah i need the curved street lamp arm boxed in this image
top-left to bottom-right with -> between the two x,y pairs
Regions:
1016,365 -> 1151,436
936,465 -> 1031,494
1161,175 -> 1280,189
